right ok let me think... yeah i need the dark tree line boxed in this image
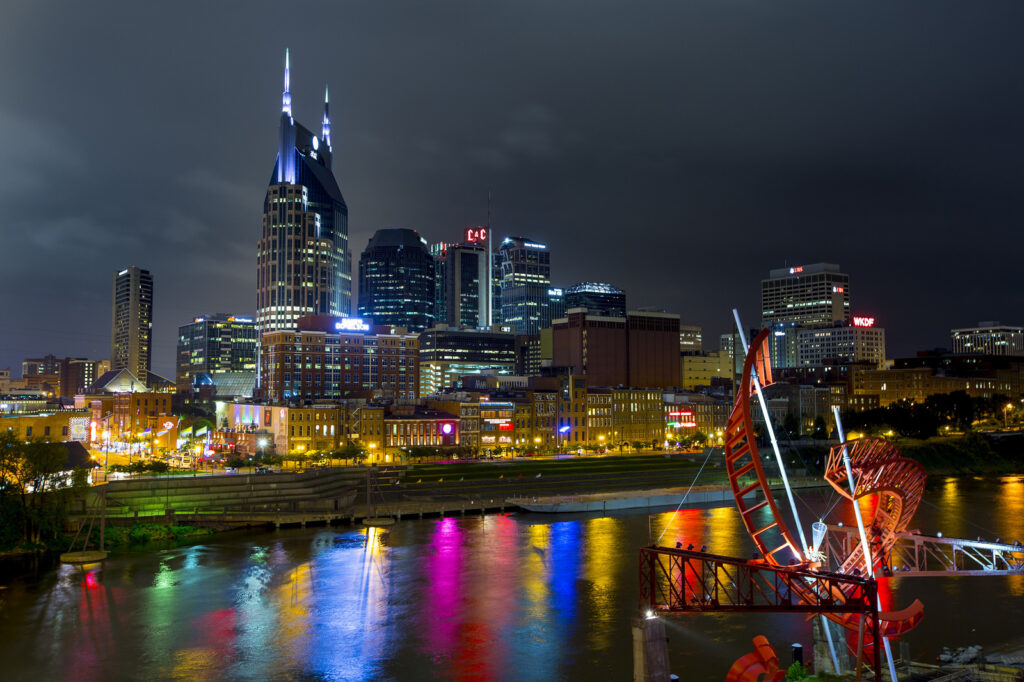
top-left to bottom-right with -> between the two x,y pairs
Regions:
0,432 -> 88,551
842,391 -> 1014,439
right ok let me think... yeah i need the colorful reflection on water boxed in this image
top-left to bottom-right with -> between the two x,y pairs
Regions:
1,478 -> 1024,680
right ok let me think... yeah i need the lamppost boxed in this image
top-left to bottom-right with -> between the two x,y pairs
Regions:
258,437 -> 269,470
558,425 -> 570,453
1004,403 -> 1014,429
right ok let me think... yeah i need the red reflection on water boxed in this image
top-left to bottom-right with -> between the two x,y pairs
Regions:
194,608 -> 237,659
70,568 -> 115,682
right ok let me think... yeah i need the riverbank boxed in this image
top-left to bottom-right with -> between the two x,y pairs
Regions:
0,523 -> 213,565
899,433 -> 1024,475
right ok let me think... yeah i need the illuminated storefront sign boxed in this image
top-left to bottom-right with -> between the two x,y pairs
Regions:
335,318 -> 370,332
852,316 -> 876,328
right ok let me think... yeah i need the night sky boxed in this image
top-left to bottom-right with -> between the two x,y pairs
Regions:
2,1 -> 1023,379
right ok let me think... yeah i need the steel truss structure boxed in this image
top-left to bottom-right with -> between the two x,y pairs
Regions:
638,546 -> 884,679
826,525 -> 1024,576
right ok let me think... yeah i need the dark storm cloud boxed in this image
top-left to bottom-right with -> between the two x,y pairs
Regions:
2,0 -> 1023,376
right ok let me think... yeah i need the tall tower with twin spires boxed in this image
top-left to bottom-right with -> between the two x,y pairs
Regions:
257,49 -> 351,336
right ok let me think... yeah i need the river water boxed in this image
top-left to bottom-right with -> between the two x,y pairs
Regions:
1,476 -> 1023,681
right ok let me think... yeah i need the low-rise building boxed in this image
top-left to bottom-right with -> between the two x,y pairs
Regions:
681,350 -> 733,390
260,315 -> 419,402
1,411 -> 90,442
852,367 -> 1005,407
611,387 -> 663,448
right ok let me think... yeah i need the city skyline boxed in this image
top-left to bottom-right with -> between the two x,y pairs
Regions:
3,2 -> 1024,378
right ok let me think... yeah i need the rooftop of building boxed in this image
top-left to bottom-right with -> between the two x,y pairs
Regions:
363,228 -> 430,252
566,282 -> 624,295
766,263 -> 843,279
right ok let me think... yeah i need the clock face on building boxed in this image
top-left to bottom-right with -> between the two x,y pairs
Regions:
465,227 -> 488,243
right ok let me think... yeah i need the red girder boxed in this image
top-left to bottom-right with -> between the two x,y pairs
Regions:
638,547 -> 884,679
724,329 -> 802,565
726,636 -> 786,682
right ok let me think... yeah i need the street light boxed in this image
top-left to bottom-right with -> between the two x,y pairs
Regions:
1004,403 -> 1014,428
258,437 -> 269,471
558,425 -> 570,453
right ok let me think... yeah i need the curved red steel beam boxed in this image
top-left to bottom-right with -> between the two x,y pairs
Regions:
726,636 -> 786,682
724,329 -> 803,565
725,329 -> 923,639
824,437 -> 926,636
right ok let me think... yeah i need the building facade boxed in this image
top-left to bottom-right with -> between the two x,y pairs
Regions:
499,237 -> 552,334
358,228 -> 436,333
564,282 -> 626,318
176,314 -> 257,389
852,367 -> 1004,407
418,326 -> 516,396
552,309 -> 681,389
952,322 -> 1024,356
796,324 -> 886,369
260,315 -> 419,402
21,355 -> 103,398
761,263 -> 850,329
679,325 -> 702,354
435,242 -> 489,328
257,51 -> 350,335
111,266 -> 153,381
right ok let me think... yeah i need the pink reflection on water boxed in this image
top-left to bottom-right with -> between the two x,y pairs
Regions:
423,517 -> 465,662
68,567 -> 116,682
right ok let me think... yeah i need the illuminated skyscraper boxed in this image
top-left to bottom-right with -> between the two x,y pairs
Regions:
760,263 -> 850,329
358,228 -> 436,332
257,50 -> 351,335
499,237 -> 552,335
565,282 -> 626,318
175,314 -> 257,389
110,266 -> 153,380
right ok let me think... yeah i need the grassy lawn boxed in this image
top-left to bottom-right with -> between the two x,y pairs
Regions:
382,454 -> 707,482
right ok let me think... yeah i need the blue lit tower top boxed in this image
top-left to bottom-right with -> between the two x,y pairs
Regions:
258,49 -> 351,335
321,85 -> 331,152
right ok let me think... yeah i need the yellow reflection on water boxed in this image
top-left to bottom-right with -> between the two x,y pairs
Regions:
524,524 -> 550,616
170,647 -> 219,681
272,562 -> 314,665
583,516 -> 621,648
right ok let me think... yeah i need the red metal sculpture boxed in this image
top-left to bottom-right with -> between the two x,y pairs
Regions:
723,329 -> 924,640
726,636 -> 785,682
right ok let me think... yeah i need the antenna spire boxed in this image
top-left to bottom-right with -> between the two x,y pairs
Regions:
322,84 -> 331,149
282,48 -> 292,116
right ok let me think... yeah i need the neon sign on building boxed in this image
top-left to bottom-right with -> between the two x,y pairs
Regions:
465,227 -> 488,243
852,316 -> 876,328
335,318 -> 370,332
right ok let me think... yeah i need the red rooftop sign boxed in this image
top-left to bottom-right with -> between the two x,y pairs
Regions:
852,316 -> 876,328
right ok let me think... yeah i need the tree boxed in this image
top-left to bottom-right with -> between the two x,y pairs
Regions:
783,412 -> 800,438
0,432 -> 87,549
812,416 -> 828,440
